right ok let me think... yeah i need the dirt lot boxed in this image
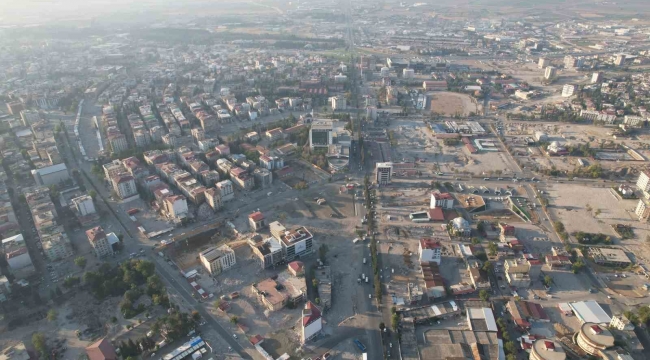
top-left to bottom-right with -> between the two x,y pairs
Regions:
428,92 -> 480,116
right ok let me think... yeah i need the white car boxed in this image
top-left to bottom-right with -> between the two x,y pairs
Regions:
233,334 -> 238,339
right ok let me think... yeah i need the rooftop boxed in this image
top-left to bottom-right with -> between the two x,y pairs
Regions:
199,245 -> 233,263
419,329 -> 502,360
279,226 -> 312,246
570,300 -> 612,324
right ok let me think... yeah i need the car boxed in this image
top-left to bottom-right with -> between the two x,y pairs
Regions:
369,294 -> 372,299
233,334 -> 238,339
607,295 -> 612,299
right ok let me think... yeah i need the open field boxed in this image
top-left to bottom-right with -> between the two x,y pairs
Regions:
429,92 -> 479,116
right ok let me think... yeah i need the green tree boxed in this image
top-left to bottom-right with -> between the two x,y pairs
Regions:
312,278 -> 319,288
479,289 -> 490,301
32,333 -> 47,357
47,309 -> 58,322
544,275 -> 553,287
88,189 -> 97,200
74,256 -> 87,269
488,242 -> 498,256
391,313 -> 399,331
482,261 -> 493,273
229,316 -> 238,324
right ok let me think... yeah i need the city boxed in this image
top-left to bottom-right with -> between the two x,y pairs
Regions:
1,0 -> 650,360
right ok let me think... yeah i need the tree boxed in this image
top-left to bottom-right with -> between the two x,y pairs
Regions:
594,208 -> 602,217
32,333 -> 47,357
504,341 -> 517,355
391,313 -> 399,331
312,278 -> 319,288
191,311 -> 200,322
229,316 -> 238,324
74,256 -> 87,269
482,261 -> 493,273
379,322 -> 385,331
47,309 -> 58,322
543,275 -> 553,287
88,190 -> 97,200
479,289 -> 490,301
319,244 -> 329,263
488,242 -> 498,256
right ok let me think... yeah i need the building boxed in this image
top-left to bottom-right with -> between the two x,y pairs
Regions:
251,237 -> 284,269
416,328 -> 503,360
504,258 -> 531,287
199,245 -> 236,276
530,339 -> 566,360
253,168 -> 273,189
309,121 -> 333,149
248,211 -> 266,231
86,226 -> 114,258
331,96 -> 346,111
20,110 -> 40,126
610,315 -> 634,331
588,247 -> 632,267
466,307 -> 498,332
252,278 -> 289,311
288,261 -> 305,277
624,115 -> 645,127
635,171 -> 650,192
575,323 -> 615,357
615,54 -> 626,67
216,180 -> 234,202
31,163 -> 69,186
164,195 -> 189,219
561,84 -> 576,97
85,338 -> 118,360
422,81 -> 448,91
72,195 -> 96,216
430,192 -> 454,209
538,58 -> 550,69
0,341 -> 29,359
375,162 -> 393,185
591,72 -> 603,84
403,68 -> 415,78
301,301 -> 322,344
272,222 -> 313,261
0,276 -> 10,302
111,174 -> 138,199
418,238 -> 442,265
6,101 -> 24,115
450,217 -> 471,237
569,300 -> 612,325
204,187 -> 223,211
544,66 -> 557,80
2,234 -> 34,274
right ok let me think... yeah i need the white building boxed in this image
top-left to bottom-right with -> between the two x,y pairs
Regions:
610,315 -> 634,331
331,96 -> 347,111
403,68 -> 415,78
86,226 -> 114,258
204,188 -> 223,211
272,222 -> 313,261
216,180 -> 234,202
301,301 -> 323,343
2,234 -> 34,272
544,66 -> 557,80
111,174 -> 138,199
636,171 -> 650,192
538,58 -> 549,69
430,192 -> 454,209
418,238 -> 442,265
591,72 -> 603,84
164,195 -> 189,219
71,195 -> 95,216
624,115 -> 645,127
635,198 -> 650,221
375,162 -> 393,185
199,245 -> 236,276
31,163 -> 70,187
562,84 -> 576,97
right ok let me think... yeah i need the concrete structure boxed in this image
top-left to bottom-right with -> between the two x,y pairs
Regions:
418,238 -> 442,265
450,217 -> 471,237
71,195 -> 96,216
86,226 -> 114,258
375,162 -> 393,185
610,314 -> 634,331
538,58 -> 549,69
251,237 -> 284,269
111,174 -> 138,199
331,96 -> 346,111
164,195 -> 189,219
403,68 -> 415,78
530,339 -> 566,360
216,180 -> 234,202
204,187 -> 223,211
270,222 -> 313,261
2,234 -> 34,274
591,72 -> 603,84
504,258 -> 531,287
561,84 -> 576,97
544,66 -> 557,80
301,301 -> 322,344
20,110 -> 40,126
575,323 -> 615,357
309,121 -> 333,149
615,54 -> 626,67
637,171 -> 650,192
199,245 -> 236,276
430,192 -> 454,209
587,247 -> 632,267
31,163 -> 69,186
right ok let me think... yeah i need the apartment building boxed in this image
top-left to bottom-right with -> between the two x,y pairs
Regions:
277,225 -> 314,261
111,174 -> 138,200
216,180 -> 234,202
418,238 -> 442,265
636,171 -> 650,192
164,195 -> 189,219
251,237 -> 284,269
86,226 -> 114,258
204,187 -> 223,211
376,162 -> 393,185
199,245 -> 236,276
504,258 -> 531,287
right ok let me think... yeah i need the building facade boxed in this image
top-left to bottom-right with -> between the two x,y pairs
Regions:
199,245 -> 236,276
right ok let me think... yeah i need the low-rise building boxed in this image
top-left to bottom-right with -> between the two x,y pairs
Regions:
418,238 -> 442,265
199,245 -> 236,276
610,314 -> 634,331
301,301 -> 322,344
31,163 -> 69,186
248,211 -> 266,231
504,258 -> 531,287
575,323 -> 615,358
530,339 -> 566,360
251,237 -> 284,269
430,192 -> 454,209
587,247 -> 632,267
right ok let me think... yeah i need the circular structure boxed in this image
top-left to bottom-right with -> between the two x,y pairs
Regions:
327,154 -> 349,173
574,323 -> 615,357
530,339 -> 566,360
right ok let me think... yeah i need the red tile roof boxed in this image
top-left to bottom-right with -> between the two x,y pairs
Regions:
288,261 -> 304,273
249,334 -> 264,345
420,238 -> 441,249
427,207 -> 445,221
85,338 -> 118,360
303,301 -> 322,327
249,211 -> 265,221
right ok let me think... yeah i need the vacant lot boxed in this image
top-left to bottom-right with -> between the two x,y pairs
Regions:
429,92 -> 479,116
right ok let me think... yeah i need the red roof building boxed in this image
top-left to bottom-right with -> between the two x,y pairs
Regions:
85,338 -> 118,360
288,261 -> 305,277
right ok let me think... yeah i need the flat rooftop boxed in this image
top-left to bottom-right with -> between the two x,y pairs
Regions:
279,226 -> 312,246
420,329 -> 502,360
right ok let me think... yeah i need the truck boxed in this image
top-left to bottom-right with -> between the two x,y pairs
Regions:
354,339 -> 367,352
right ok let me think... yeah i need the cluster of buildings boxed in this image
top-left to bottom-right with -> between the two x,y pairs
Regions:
24,186 -> 73,261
